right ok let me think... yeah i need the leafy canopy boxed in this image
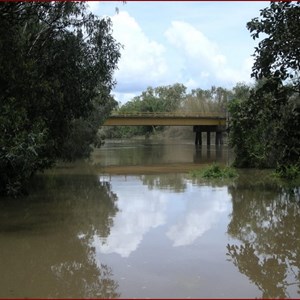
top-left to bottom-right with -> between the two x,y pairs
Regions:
0,2 -> 121,195
229,1 -> 300,177
247,1 -> 300,89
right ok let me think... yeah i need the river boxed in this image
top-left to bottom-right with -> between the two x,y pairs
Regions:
0,140 -> 299,298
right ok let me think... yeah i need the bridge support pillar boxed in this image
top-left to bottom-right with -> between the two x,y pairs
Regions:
193,126 -> 202,146
207,132 -> 211,146
215,131 -> 223,145
195,131 -> 202,145
194,125 -> 225,147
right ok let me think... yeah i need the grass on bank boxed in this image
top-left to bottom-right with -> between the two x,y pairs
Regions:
275,164 -> 300,181
189,163 -> 299,197
190,163 -> 238,180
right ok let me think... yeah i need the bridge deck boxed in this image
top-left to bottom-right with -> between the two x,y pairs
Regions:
103,112 -> 226,126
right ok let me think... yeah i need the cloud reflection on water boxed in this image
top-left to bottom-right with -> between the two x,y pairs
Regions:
94,177 -> 168,257
94,176 -> 231,257
166,186 -> 230,247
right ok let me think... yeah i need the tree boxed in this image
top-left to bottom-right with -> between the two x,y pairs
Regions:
228,81 -> 276,168
247,1 -> 300,88
103,83 -> 187,138
0,2 -> 121,195
182,86 -> 232,114
229,1 -> 300,176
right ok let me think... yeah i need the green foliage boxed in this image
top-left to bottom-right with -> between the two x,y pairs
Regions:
228,89 -> 272,168
275,164 -> 300,181
229,2 -> 300,175
181,86 -> 230,114
0,3 -> 121,195
229,80 -> 300,170
104,83 -> 187,138
190,163 -> 238,180
232,82 -> 251,102
247,1 -> 300,86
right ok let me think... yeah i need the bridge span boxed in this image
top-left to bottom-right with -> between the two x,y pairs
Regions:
103,112 -> 226,126
102,112 -> 227,145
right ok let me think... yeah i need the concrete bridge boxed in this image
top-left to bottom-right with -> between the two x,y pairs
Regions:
102,112 -> 227,145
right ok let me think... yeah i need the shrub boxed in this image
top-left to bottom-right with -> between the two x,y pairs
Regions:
190,163 -> 238,180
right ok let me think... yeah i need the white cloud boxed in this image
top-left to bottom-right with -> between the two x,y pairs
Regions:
87,2 -> 262,103
110,11 -> 170,94
112,91 -> 139,106
87,1 -> 100,14
165,21 -> 225,68
165,21 -> 252,88
109,16 -> 253,102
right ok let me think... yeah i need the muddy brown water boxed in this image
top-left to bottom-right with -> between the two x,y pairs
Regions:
0,140 -> 299,298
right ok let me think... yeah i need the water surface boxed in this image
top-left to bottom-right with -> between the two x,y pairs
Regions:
0,140 -> 299,298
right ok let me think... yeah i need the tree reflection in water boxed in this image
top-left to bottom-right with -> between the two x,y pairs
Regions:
141,174 -> 187,193
226,178 -> 300,298
0,174 -> 121,298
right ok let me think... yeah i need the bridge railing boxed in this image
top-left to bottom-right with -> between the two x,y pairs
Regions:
110,111 -> 226,118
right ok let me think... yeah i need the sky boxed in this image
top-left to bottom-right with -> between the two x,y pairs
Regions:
88,1 -> 268,104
